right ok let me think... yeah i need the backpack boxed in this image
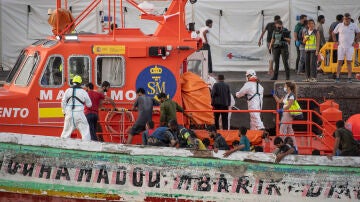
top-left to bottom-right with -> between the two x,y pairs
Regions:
297,26 -> 305,43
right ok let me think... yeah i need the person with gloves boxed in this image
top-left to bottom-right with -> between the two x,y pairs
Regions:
235,70 -> 265,130
60,75 -> 92,140
272,81 -> 297,135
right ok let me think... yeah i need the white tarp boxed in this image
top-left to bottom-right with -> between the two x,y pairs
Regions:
1,0 -> 360,72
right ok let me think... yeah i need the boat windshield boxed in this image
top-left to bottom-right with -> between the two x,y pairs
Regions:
14,52 -> 40,86
5,50 -> 26,83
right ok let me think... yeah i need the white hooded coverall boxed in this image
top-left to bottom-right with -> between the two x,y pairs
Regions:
236,80 -> 265,130
61,87 -> 92,140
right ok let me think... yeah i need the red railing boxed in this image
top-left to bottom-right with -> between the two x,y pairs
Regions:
96,98 -> 336,154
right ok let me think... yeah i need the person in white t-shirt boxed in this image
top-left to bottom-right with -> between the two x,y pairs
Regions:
199,19 -> 213,73
332,13 -> 360,83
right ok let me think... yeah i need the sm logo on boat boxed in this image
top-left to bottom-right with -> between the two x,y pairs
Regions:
136,65 -> 176,99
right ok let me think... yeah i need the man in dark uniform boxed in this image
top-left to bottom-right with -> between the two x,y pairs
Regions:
211,75 -> 231,130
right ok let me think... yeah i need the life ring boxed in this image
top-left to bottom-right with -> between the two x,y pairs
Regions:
104,109 -> 134,143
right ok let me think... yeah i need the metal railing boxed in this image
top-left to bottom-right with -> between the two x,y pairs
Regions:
97,98 -> 336,154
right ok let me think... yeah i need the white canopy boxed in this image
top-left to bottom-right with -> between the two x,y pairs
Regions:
1,0 -> 359,71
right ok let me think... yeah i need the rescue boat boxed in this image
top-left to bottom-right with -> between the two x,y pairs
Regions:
0,0 -> 203,143
0,133 -> 359,201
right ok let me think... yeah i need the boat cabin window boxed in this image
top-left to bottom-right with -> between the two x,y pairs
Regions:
96,56 -> 124,87
185,50 -> 208,81
14,52 -> 39,86
68,56 -> 91,85
6,50 -> 26,84
187,59 -> 203,76
40,56 -> 64,87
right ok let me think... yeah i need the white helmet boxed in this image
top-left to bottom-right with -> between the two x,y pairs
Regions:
246,69 -> 256,77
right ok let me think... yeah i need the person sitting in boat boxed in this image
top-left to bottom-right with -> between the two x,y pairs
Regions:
312,149 -> 321,155
206,125 -> 230,153
202,138 -> 211,150
329,120 -> 360,157
147,126 -> 177,147
142,120 -> 155,145
168,120 -> 206,150
223,126 -> 251,157
284,136 -> 298,154
188,130 -> 207,150
273,137 -> 295,163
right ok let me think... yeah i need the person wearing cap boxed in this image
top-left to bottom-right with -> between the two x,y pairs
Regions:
60,75 -> 92,140
235,70 -> 265,130
207,125 -> 230,152
211,75 -> 231,130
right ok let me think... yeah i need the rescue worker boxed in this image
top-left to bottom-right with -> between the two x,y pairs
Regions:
60,75 -> 92,140
235,70 -> 265,130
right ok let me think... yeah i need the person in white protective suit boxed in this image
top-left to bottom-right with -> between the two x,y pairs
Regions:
60,75 -> 92,140
235,70 -> 265,130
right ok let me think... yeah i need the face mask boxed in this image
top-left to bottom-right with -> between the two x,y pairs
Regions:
283,87 -> 287,92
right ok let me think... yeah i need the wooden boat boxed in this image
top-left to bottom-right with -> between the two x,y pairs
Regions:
0,133 -> 359,201
1,1 -> 359,200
